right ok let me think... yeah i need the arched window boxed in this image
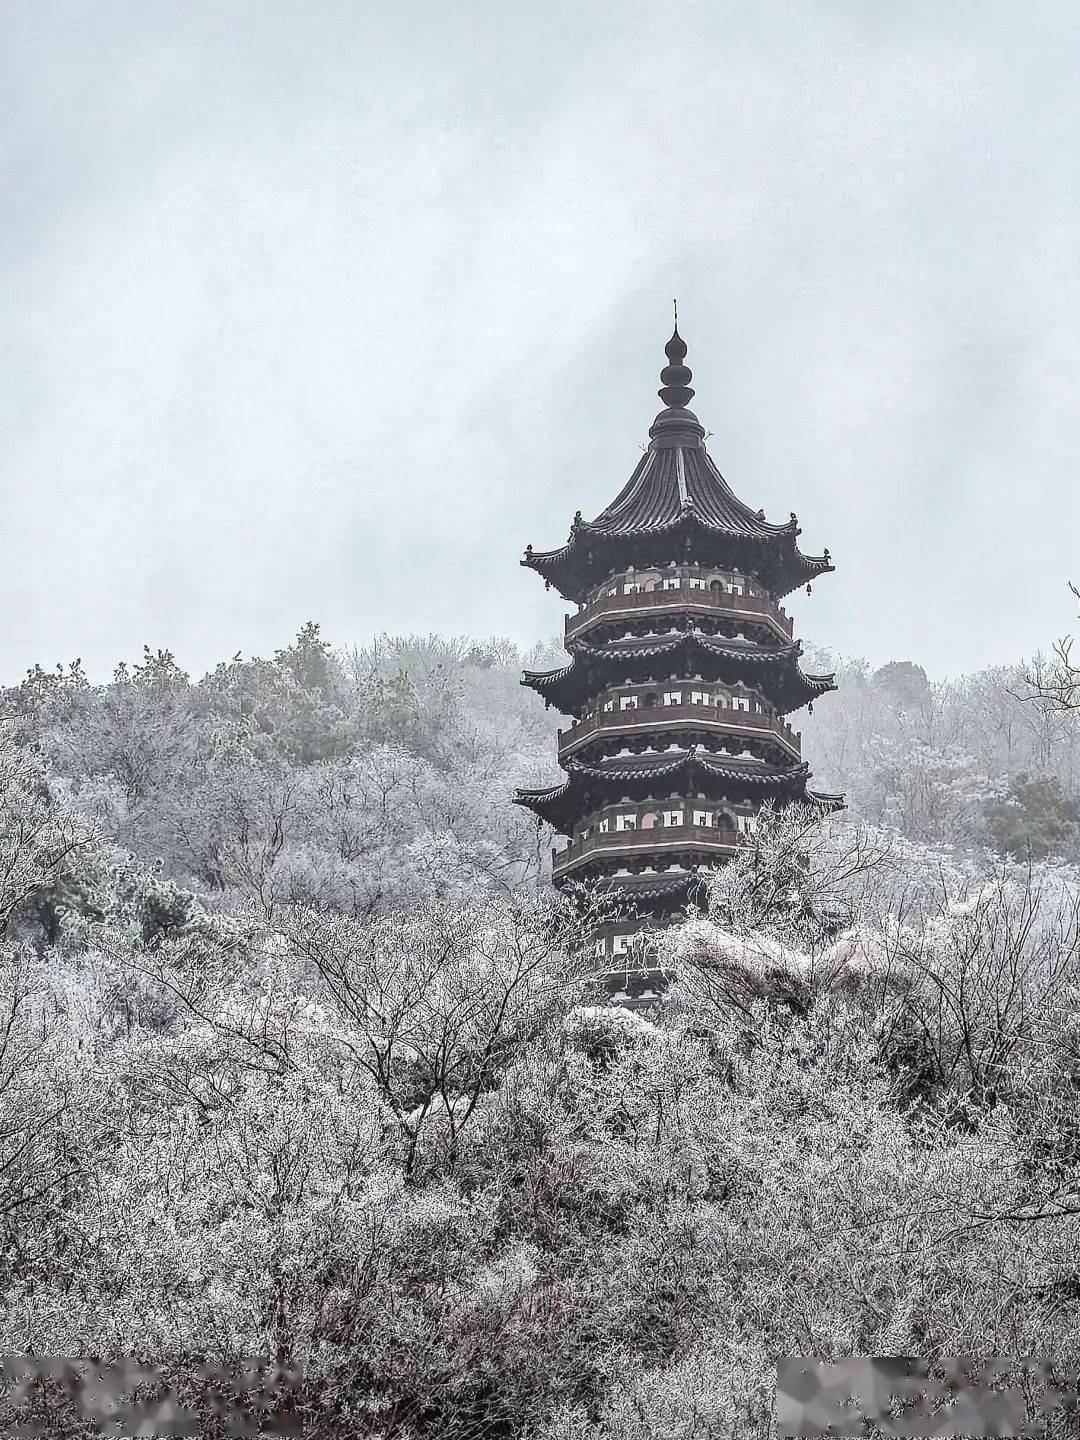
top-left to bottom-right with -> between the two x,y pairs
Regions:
641,811 -> 659,830
644,577 -> 660,593
643,691 -> 658,708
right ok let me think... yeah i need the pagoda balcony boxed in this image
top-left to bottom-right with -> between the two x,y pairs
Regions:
565,584 -> 793,644
557,703 -> 801,761
552,824 -> 751,880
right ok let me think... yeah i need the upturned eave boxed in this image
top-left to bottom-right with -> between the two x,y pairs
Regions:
514,751 -> 815,835
521,633 -> 836,719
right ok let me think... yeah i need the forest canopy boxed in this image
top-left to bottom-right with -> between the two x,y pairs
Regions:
3,622 -> 1080,1436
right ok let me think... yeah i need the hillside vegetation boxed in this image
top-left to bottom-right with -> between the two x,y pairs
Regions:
3,624 -> 1080,1436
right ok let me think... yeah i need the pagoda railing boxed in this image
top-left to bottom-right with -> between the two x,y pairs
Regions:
557,703 -> 800,761
565,584 -> 793,643
552,824 -> 751,879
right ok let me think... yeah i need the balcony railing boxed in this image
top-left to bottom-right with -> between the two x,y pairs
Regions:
565,583 -> 793,643
553,824 -> 752,879
557,703 -> 801,760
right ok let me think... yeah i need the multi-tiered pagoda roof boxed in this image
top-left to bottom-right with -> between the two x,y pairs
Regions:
514,317 -> 842,1006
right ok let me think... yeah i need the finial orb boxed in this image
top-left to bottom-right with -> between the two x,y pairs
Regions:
664,330 -> 688,365
658,322 -> 694,409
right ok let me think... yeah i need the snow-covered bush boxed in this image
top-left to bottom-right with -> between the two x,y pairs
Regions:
562,1004 -> 657,1059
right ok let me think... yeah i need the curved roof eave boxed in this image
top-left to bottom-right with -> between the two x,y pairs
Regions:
807,790 -> 846,811
516,750 -> 822,833
572,754 -> 810,784
523,531 -> 834,606
568,633 -> 801,663
521,633 -> 819,696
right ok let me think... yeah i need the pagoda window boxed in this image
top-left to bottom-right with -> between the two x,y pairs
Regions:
688,577 -> 707,590
663,810 -> 684,827
615,814 -> 637,832
731,696 -> 751,712
612,934 -> 635,956
662,577 -> 680,591
594,938 -> 607,957
690,690 -> 709,706
663,690 -> 682,706
736,814 -> 757,835
693,810 -> 713,827
619,695 -> 638,710
603,698 -> 616,712
598,818 -> 611,833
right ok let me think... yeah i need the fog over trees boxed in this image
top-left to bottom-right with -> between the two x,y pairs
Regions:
4,618 -> 1080,1434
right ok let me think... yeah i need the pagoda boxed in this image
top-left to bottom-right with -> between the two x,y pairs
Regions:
515,318 -> 843,1007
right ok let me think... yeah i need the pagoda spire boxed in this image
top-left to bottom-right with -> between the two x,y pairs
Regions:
649,307 -> 705,449
658,302 -> 695,409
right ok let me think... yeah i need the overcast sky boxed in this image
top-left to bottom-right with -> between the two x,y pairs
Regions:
3,0 -> 1079,684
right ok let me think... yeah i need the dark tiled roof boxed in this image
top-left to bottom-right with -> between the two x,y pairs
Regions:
522,326 -> 833,602
521,631 -> 835,717
586,445 -> 792,539
522,441 -> 832,602
577,633 -> 797,662
573,751 -> 811,786
562,871 -> 709,911
807,790 -> 846,813
515,750 -> 814,834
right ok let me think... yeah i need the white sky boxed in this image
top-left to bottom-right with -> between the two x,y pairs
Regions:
3,0 -> 1079,683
